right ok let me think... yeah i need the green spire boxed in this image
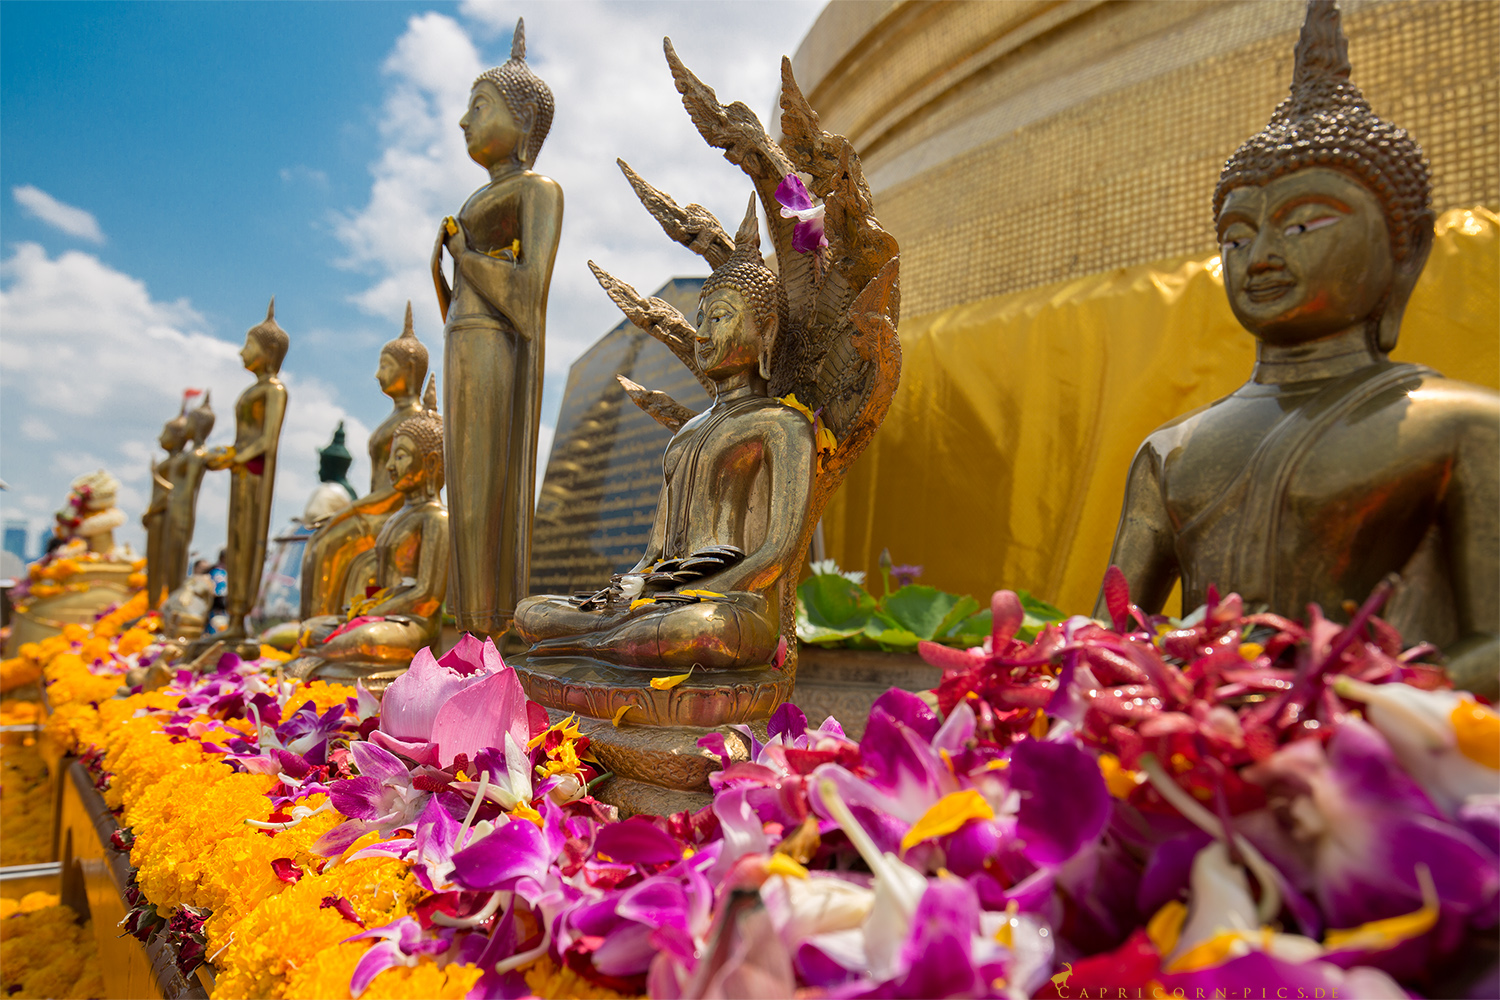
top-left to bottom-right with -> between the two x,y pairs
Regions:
318,421 -> 357,499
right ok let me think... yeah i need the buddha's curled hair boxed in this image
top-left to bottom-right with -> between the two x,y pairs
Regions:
395,376 -> 444,486
382,302 -> 429,383
473,18 -> 555,167
246,297 -> 290,371
1214,0 -> 1430,261
700,197 -> 784,380
189,392 -> 215,444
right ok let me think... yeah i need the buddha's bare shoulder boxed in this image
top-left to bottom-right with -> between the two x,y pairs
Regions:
1406,371 -> 1500,416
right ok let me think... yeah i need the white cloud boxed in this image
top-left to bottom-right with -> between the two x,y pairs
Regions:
0,242 -> 369,559
12,185 -> 106,244
334,2 -> 822,380
20,417 -> 55,441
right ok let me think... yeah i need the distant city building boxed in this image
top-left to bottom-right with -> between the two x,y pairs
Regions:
3,520 -> 29,564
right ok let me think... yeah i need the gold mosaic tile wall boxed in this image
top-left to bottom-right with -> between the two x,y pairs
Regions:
792,0 -> 1499,320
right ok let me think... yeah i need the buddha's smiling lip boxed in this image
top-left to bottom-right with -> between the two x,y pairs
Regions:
1243,279 -> 1295,302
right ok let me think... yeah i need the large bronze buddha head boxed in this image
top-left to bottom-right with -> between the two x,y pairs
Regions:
1214,0 -> 1431,353
465,18 -> 554,170
377,301 -> 428,399
695,199 -> 783,384
242,298 -> 289,375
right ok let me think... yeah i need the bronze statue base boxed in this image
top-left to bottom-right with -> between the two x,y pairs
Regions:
512,652 -> 780,816
586,775 -> 711,819
511,653 -> 792,729
541,706 -> 766,818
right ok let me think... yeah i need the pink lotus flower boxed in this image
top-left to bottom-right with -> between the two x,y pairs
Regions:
368,634 -> 539,768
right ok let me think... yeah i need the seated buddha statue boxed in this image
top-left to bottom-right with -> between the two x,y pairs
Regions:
1100,0 -> 1498,696
300,305 -> 427,618
288,391 -> 449,689
516,212 -> 815,672
509,36 -> 901,743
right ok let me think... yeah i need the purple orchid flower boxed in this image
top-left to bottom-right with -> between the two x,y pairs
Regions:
1245,718 -> 1499,931
313,741 -> 434,857
348,793 -> 471,893
775,173 -> 828,255
345,916 -> 453,998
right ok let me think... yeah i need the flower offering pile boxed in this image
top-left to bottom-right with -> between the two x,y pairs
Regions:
16,572 -> 1496,999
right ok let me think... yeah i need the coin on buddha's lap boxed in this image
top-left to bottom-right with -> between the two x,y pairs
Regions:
678,554 -> 729,574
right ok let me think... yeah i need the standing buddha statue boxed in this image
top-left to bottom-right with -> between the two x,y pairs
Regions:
1100,0 -> 1498,697
159,392 -> 215,605
300,304 -> 427,617
143,402 -> 189,608
289,380 -> 449,690
204,300 -> 289,652
432,17 -> 563,640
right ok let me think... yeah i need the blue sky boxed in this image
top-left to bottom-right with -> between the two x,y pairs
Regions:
1,0 -> 823,561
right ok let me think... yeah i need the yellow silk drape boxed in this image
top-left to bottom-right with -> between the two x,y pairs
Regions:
821,207 -> 1499,616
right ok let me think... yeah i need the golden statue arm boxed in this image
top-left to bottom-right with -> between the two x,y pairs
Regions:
1443,414 -> 1500,696
229,384 -> 288,465
1096,444 -> 1180,618
627,497 -> 669,576
617,375 -> 697,433
693,416 -> 815,596
143,463 -> 173,520
431,224 -> 453,323
369,514 -> 449,620
450,179 -> 564,342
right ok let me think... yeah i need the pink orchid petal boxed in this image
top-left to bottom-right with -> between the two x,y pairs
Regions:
349,740 -> 411,784
431,667 -> 530,768
367,730 -> 440,767
991,590 -> 1025,647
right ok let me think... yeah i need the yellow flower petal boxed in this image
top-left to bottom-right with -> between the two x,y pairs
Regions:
611,703 -> 636,727
677,589 -> 725,599
650,671 -> 693,690
510,800 -> 544,829
1168,929 -> 1247,972
1030,711 -> 1050,740
528,713 -> 583,751
778,393 -> 814,423
899,789 -> 995,851
1452,698 -> 1499,770
1238,642 -> 1264,660
258,645 -> 293,663
629,597 -> 657,611
1146,899 -> 1187,956
1099,753 -> 1145,799
766,854 -> 809,880
1323,865 -> 1439,952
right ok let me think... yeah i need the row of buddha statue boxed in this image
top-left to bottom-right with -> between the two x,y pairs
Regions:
136,0 -> 1493,794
